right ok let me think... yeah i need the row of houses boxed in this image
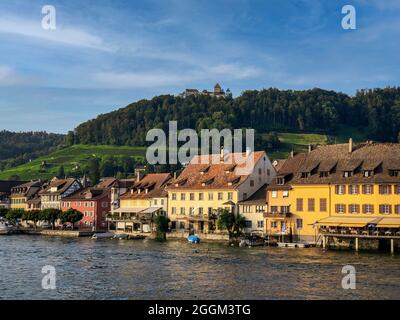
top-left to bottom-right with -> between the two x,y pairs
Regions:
2,139 -> 400,242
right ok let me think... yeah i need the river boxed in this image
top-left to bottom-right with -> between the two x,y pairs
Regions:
0,235 -> 399,300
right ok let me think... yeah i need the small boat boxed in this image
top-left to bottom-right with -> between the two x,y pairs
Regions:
112,233 -> 129,240
0,221 -> 13,235
277,242 -> 310,248
187,235 -> 200,244
91,232 -> 114,239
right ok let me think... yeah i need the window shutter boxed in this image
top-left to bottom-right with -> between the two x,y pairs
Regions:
379,185 -> 383,194
362,204 -> 366,213
388,185 -> 392,194
335,185 -> 339,194
348,185 -> 352,194
379,205 -> 383,214
371,205 -> 374,214
389,205 -> 392,214
356,185 -> 360,194
335,204 -> 339,213
395,205 -> 400,214
395,185 -> 399,194
356,204 -> 360,213
362,185 -> 366,194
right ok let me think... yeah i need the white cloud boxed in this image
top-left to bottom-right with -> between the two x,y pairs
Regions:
0,65 -> 34,86
0,15 -> 114,51
91,63 -> 260,89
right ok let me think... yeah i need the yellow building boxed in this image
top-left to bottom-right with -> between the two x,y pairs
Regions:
110,173 -> 171,233
10,181 -> 43,210
266,140 -> 400,242
167,150 -> 276,234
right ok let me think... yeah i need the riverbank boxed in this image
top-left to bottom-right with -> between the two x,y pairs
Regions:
0,235 -> 399,299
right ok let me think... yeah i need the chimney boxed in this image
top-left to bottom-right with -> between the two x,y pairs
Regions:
246,147 -> 251,157
290,150 -> 295,158
173,172 -> 177,180
308,144 -> 312,153
220,146 -> 225,163
349,138 -> 353,153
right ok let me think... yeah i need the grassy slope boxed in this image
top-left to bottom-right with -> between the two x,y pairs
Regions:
0,144 -> 146,180
0,126 -> 369,179
268,126 -> 368,160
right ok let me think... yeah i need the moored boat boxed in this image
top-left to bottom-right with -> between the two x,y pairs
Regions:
187,235 -> 200,244
0,221 -> 13,235
91,232 -> 114,239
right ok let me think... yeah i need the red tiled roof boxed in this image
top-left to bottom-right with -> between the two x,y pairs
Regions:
167,151 -> 266,190
120,173 -> 172,200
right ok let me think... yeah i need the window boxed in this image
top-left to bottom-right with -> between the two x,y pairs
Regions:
379,204 -> 392,214
271,206 -> 278,213
172,193 -> 177,201
91,202 -> 95,207
283,191 -> 289,198
296,219 -> 303,229
190,193 -> 195,201
319,171 -> 329,177
228,192 -> 233,200
153,199 -> 158,206
257,221 -> 264,228
256,206 -> 264,213
389,170 -> 400,177
308,198 -> 315,212
363,204 -> 374,214
199,193 -> 204,201
395,205 -> 400,214
271,221 -> 278,228
161,199 -> 164,205
379,185 -> 392,195
172,207 -> 176,214
343,171 -> 353,178
243,193 -> 248,200
189,207 -> 194,215
271,191 -> 278,198
320,198 -> 327,212
349,204 -> 360,214
335,204 -> 346,214
335,185 -> 346,195
296,198 -> 303,212
179,222 -> 185,229
277,177 -> 284,185
395,185 -> 400,194
349,185 -> 359,195
362,185 -> 374,195
180,207 -> 185,215
208,207 -> 213,215
199,208 -> 204,215
258,168 -> 262,175
181,193 -> 186,201
244,220 -> 252,228
267,169 -> 271,176
250,180 -> 255,187
281,206 -> 290,213
208,192 -> 213,201
218,192 -> 223,200
364,170 -> 374,177
102,201 -> 108,208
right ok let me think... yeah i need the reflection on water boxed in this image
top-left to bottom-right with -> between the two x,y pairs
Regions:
0,235 -> 399,300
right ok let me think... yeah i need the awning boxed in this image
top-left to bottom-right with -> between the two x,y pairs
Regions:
140,207 -> 162,214
376,217 -> 400,228
314,216 -> 382,228
113,207 -> 146,213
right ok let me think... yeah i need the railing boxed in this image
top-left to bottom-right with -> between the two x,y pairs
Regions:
263,212 -> 291,218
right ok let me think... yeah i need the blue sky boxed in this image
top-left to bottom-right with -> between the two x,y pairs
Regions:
0,0 -> 399,133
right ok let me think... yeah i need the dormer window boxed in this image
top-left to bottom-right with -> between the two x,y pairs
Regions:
277,177 -> 285,185
301,172 -> 310,178
319,171 -> 329,177
343,171 -> 353,178
389,170 -> 399,177
364,170 -> 374,177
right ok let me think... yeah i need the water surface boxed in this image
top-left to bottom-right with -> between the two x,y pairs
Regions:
0,235 -> 399,299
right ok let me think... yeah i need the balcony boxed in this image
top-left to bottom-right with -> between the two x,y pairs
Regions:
263,211 -> 291,219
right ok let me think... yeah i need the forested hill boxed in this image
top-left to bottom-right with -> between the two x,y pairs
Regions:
73,87 -> 400,146
0,131 -> 65,170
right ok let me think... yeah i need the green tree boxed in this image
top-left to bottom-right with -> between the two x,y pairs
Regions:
154,215 -> 170,241
59,209 -> 83,230
6,209 -> 24,225
22,210 -> 40,229
57,165 -> 65,179
216,209 -> 246,238
88,158 -> 101,185
66,131 -> 75,146
0,208 -> 9,218
40,209 -> 62,230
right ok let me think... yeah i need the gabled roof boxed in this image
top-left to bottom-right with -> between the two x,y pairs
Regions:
238,184 -> 267,205
271,142 -> 400,186
63,187 -> 109,201
11,181 -> 43,198
167,151 -> 266,190
120,173 -> 172,200
39,178 -> 81,195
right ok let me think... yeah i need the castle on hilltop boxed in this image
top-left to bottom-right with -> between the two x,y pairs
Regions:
180,83 -> 230,98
